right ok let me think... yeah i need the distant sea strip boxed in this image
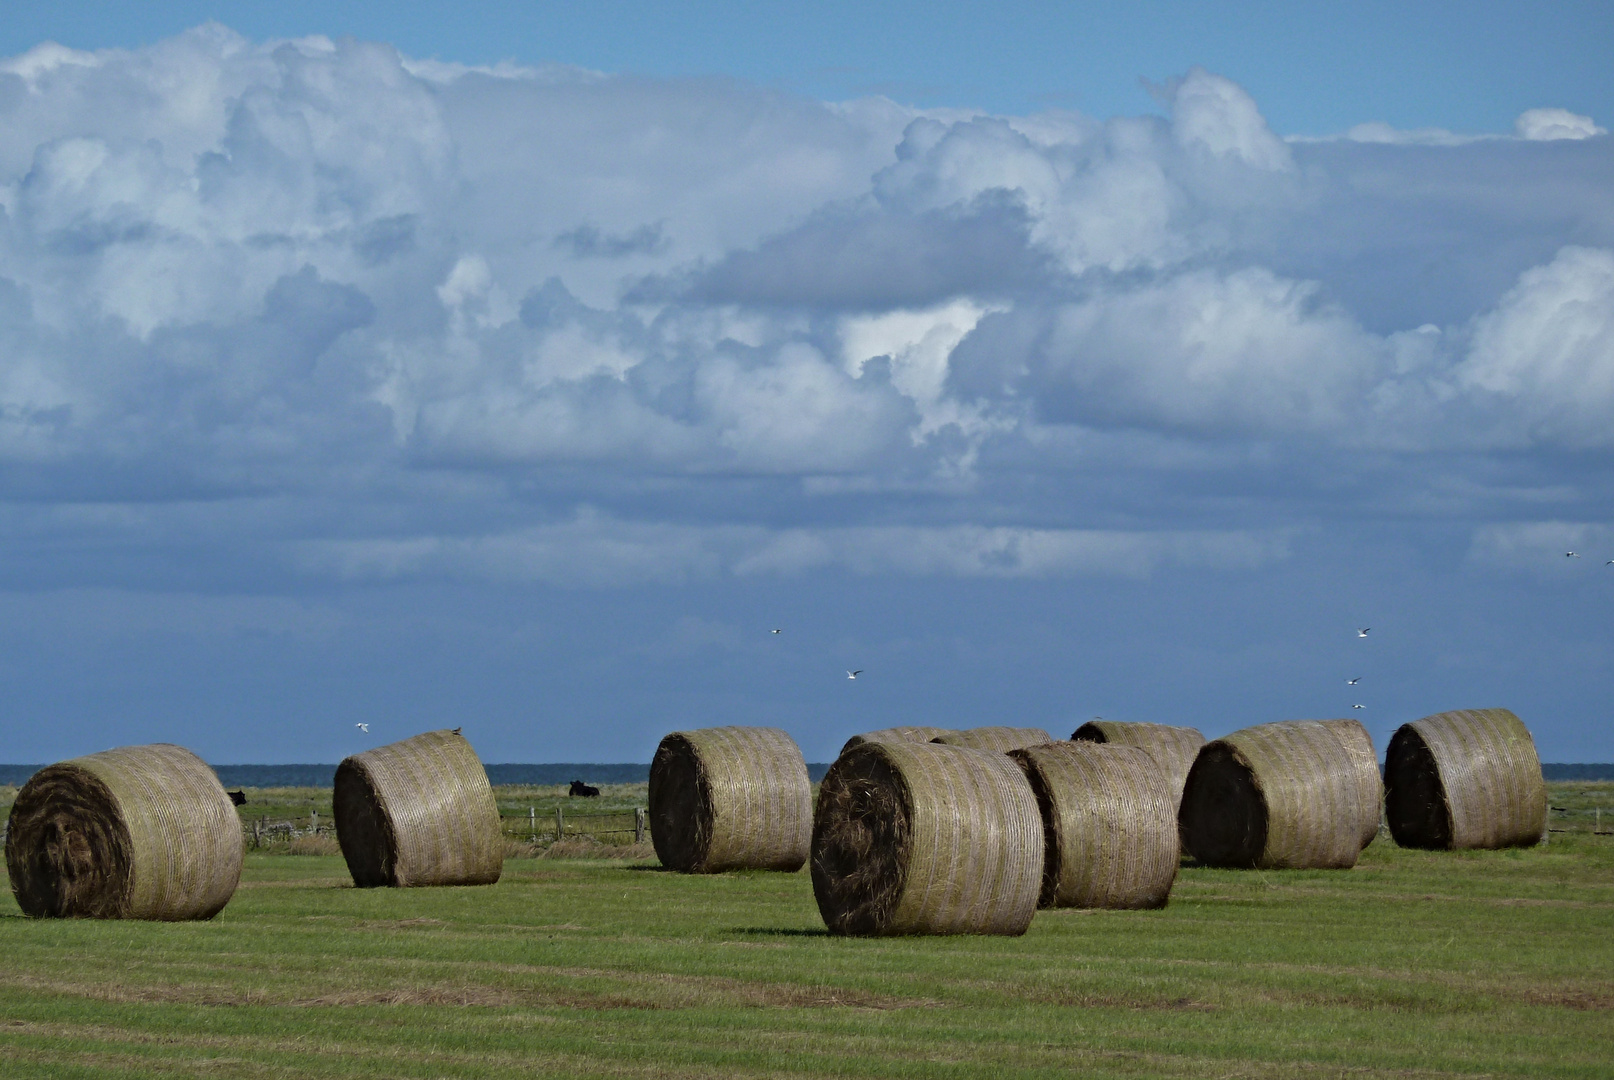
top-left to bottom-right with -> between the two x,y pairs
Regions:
0,762 -> 836,786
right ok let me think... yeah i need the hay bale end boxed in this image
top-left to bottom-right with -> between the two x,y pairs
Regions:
1385,708 -> 1546,851
648,726 -> 812,873
1178,720 -> 1368,870
811,740 -> 1043,936
334,729 -> 503,888
5,743 -> 243,920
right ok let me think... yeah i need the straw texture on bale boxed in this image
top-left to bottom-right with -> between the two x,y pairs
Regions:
5,743 -> 243,920
1385,708 -> 1546,851
811,740 -> 1044,936
840,727 -> 955,756
1009,741 -> 1178,909
648,726 -> 812,873
333,729 -> 502,888
931,727 -> 1054,753
1178,720 -> 1367,870
1319,718 -> 1382,850
1071,720 -> 1206,807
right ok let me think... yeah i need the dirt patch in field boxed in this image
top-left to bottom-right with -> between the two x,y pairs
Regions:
1520,987 -> 1614,1011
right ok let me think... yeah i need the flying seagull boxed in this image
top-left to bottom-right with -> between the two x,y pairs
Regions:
771,628 -> 782,634
1566,551 -> 1580,558
1357,628 -> 1371,638
1352,704 -> 1366,710
355,723 -> 369,733
1347,677 -> 1361,685
846,670 -> 862,680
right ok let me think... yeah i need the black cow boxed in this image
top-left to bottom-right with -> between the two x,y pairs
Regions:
568,780 -> 600,797
227,789 -> 248,806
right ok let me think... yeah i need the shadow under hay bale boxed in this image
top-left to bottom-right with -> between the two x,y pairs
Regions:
811,740 -> 1043,936
839,727 -> 955,756
1009,741 -> 1178,909
1071,720 -> 1205,808
1178,720 -> 1367,870
1320,718 -> 1382,850
931,727 -> 1054,753
5,743 -> 242,920
333,729 -> 502,888
648,726 -> 812,873
1385,708 -> 1546,851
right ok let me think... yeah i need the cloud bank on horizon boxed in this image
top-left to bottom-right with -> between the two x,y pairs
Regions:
1,25 -> 1610,593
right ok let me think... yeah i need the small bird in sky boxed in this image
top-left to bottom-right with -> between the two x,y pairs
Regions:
1352,704 -> 1366,710
846,670 -> 862,680
1357,628 -> 1371,638
1347,677 -> 1361,685
771,628 -> 782,634
451,726 -> 463,734
355,723 -> 369,733
1566,550 -> 1580,558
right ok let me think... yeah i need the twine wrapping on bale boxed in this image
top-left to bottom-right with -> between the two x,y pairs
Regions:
5,743 -> 242,920
334,729 -> 503,888
840,727 -> 955,756
1178,720 -> 1367,870
648,726 -> 812,873
811,740 -> 1043,935
1009,741 -> 1178,909
1385,708 -> 1546,850
931,727 -> 1054,753
1071,720 -> 1206,808
1319,718 -> 1382,850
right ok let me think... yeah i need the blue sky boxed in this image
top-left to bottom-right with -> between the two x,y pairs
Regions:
0,6 -> 1610,765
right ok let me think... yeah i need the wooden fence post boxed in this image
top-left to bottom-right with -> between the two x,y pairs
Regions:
555,805 -> 564,841
529,806 -> 536,840
635,807 -> 646,844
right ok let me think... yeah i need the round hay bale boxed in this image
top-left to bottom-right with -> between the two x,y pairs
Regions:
1071,720 -> 1206,807
1385,708 -> 1546,851
1009,741 -> 1178,909
1319,718 -> 1382,850
931,727 -> 1054,753
648,726 -> 812,873
811,740 -> 1043,936
5,743 -> 242,920
1178,720 -> 1366,869
334,729 -> 502,888
840,727 -> 955,756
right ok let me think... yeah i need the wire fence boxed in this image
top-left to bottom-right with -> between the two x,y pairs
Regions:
503,806 -> 648,845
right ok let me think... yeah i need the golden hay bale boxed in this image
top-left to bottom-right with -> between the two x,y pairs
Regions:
1384,708 -> 1546,851
1178,720 -> 1367,869
811,740 -> 1043,936
1071,720 -> 1206,807
4,744 -> 242,920
931,727 -> 1054,753
1009,741 -> 1178,909
839,727 -> 956,756
648,726 -> 812,873
333,729 -> 503,888
1319,718 -> 1382,850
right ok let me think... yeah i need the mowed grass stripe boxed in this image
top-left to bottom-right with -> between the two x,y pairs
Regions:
2,790 -> 1612,1077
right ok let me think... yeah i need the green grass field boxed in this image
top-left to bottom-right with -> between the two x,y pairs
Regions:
2,783 -> 1612,1078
